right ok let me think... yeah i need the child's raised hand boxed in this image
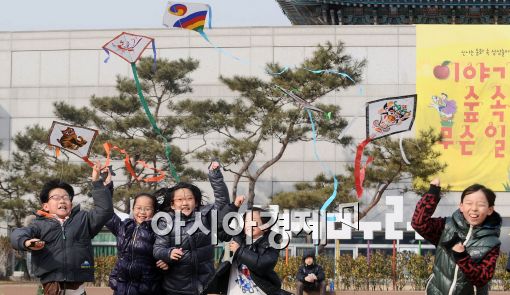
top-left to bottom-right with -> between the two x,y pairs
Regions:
430,178 -> 440,186
102,166 -> 112,186
170,248 -> 184,260
234,195 -> 245,208
24,238 -> 45,251
91,161 -> 102,182
156,260 -> 169,270
209,161 -> 220,171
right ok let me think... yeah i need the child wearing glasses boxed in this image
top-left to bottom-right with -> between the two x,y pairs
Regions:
10,162 -> 114,295
105,192 -> 169,295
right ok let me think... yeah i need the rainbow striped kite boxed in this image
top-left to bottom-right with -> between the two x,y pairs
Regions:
163,2 -> 211,34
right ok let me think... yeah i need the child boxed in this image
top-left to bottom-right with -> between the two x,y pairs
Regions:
105,192 -> 169,295
10,162 -> 114,295
411,178 -> 501,295
153,162 -> 230,295
208,195 -> 288,295
295,251 -> 326,295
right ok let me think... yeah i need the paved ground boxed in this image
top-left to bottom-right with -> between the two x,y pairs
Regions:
2,284 -> 510,295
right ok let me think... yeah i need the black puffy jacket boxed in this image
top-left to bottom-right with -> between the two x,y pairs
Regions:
232,231 -> 283,295
153,168 -> 230,295
106,214 -> 162,295
10,181 -> 114,284
209,203 -> 284,295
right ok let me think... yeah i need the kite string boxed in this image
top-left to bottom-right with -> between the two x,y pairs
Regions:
130,62 -> 180,182
306,109 -> 339,212
195,30 -> 357,80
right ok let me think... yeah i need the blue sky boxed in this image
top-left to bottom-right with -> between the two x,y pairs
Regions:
0,0 -> 291,31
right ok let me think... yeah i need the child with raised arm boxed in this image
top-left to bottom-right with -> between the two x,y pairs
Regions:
411,178 -> 501,295
10,162 -> 114,295
153,161 -> 230,295
205,193 -> 290,295
105,192 -> 169,295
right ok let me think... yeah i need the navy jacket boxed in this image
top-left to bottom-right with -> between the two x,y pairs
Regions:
106,214 -> 162,295
153,168 -> 230,295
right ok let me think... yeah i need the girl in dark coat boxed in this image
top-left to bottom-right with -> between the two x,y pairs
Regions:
106,193 -> 168,295
153,162 -> 230,295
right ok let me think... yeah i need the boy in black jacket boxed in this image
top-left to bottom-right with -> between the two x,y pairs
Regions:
295,251 -> 326,295
209,195 -> 289,295
10,162 -> 114,295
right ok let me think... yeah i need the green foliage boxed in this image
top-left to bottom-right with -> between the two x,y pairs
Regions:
407,252 -> 434,290
493,252 -> 510,290
94,256 -> 117,286
177,42 -> 365,204
272,174 -> 357,209
0,235 -> 13,279
276,251 -> 440,291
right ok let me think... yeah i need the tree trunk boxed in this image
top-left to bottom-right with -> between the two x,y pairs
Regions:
231,173 -> 241,199
247,179 -> 256,207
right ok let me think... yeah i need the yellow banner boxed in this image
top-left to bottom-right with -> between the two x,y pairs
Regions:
416,25 -> 510,191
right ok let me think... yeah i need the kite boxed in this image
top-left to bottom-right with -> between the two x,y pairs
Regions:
274,85 -> 325,114
102,32 -> 180,182
163,2 -> 211,41
366,95 -> 417,140
102,142 -> 165,183
47,121 -> 98,167
354,94 -> 417,198
162,2 -> 357,83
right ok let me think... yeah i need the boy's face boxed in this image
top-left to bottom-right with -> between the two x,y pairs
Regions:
133,196 -> 155,224
43,188 -> 72,218
459,189 -> 494,226
305,257 -> 314,265
244,211 -> 264,239
171,188 -> 196,216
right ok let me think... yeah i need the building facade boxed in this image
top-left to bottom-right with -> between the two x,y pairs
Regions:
0,25 -> 509,250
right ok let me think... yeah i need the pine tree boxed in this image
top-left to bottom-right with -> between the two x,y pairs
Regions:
175,42 -> 366,205
54,57 -> 205,213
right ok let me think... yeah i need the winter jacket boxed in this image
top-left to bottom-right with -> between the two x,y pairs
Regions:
296,252 -> 325,289
153,168 -> 230,295
412,184 -> 501,295
208,203 -> 284,295
231,231 -> 282,295
106,214 -> 162,295
10,181 -> 114,284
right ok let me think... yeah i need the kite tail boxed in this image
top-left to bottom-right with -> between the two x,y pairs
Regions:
151,39 -> 157,73
81,156 -> 95,168
306,109 -> 339,212
197,30 -> 250,66
130,62 -> 180,182
399,135 -> 411,165
103,48 -> 111,63
304,67 -> 356,83
206,4 -> 212,28
354,137 -> 372,198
